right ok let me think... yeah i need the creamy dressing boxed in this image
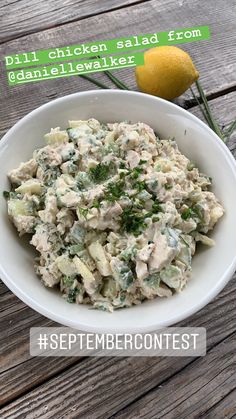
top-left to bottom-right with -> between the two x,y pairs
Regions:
5,119 -> 224,312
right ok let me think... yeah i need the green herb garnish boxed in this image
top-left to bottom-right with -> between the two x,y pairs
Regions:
164,184 -> 173,190
119,162 -> 126,169
105,180 -> 125,202
67,288 -> 79,303
187,161 -> 195,171
63,276 -> 75,286
120,207 -> 147,236
181,208 -> 193,220
79,207 -> 89,219
134,180 -> 147,192
92,199 -> 101,208
89,163 -> 113,183
3,191 -> 10,199
138,159 -> 147,165
152,201 -> 163,213
130,166 -> 143,180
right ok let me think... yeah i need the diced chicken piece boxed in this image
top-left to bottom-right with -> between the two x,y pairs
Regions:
8,159 -> 37,185
126,150 -> 140,168
84,185 -> 104,202
148,233 -> 176,273
137,243 -> 155,262
104,131 -> 115,144
60,191 -> 81,207
140,151 -> 153,162
11,215 -> 36,236
59,142 -> 76,161
139,122 -> 157,143
34,146 -> 62,167
36,166 -> 44,180
177,219 -> 197,234
156,284 -> 172,298
105,202 -> 123,220
37,261 -> 62,287
38,190 -> 58,223
31,224 -> 61,253
56,208 -> 74,235
135,260 -> 149,280
56,174 -> 76,189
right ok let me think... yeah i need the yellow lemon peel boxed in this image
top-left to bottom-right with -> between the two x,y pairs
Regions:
135,46 -> 199,100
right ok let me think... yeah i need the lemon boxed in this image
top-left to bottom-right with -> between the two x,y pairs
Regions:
135,46 -> 199,100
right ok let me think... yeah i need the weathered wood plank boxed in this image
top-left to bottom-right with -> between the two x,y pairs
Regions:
0,273 -> 235,414
204,390 -> 236,419
0,280 -> 8,295
0,291 -> 25,318
112,333 -> 236,419
0,335 -> 234,418
189,91 -> 236,155
0,0 -> 235,136
0,0 -> 150,43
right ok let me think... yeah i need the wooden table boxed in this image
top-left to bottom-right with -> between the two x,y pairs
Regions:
0,1 -> 235,417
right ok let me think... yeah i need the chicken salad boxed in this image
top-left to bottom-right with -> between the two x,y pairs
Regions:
5,119 -> 224,311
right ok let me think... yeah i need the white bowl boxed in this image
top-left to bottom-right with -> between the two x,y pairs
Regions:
0,90 -> 236,333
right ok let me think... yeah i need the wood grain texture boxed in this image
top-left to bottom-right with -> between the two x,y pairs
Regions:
0,324 -> 236,419
189,91 -> 236,155
0,2 -> 236,415
112,333 -> 236,419
0,274 -> 235,415
204,390 -> 236,419
0,0 -> 150,43
0,0 -> 235,137
0,280 -> 8,295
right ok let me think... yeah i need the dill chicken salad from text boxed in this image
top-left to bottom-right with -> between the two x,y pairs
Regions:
5,119 -> 224,312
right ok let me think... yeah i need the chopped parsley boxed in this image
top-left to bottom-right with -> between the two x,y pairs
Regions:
119,162 -> 126,169
105,180 -> 125,202
3,191 -> 10,199
63,276 -> 75,287
79,207 -> 89,219
134,180 -> 147,192
181,205 -> 204,222
138,159 -> 147,165
92,199 -> 101,208
187,161 -> 196,171
181,208 -> 193,220
88,162 -> 114,183
120,207 -> 147,236
152,201 -> 163,213
67,287 -> 79,303
164,184 -> 173,190
129,166 -> 143,180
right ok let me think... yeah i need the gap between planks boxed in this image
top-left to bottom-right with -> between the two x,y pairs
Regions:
0,275 -> 235,410
1,331 -> 235,417
109,330 -> 236,419
182,83 -> 236,109
0,0 -> 152,44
